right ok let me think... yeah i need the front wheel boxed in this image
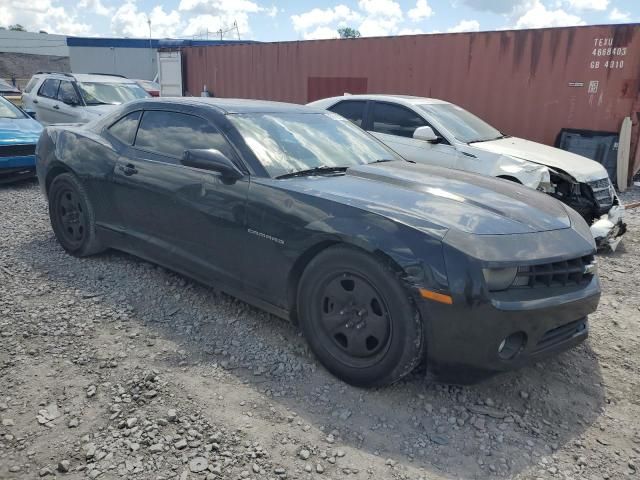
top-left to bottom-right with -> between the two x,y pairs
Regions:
297,245 -> 424,387
48,172 -> 104,257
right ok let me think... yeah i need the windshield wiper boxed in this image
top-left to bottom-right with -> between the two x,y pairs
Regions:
276,165 -> 349,180
468,134 -> 510,144
368,159 -> 395,164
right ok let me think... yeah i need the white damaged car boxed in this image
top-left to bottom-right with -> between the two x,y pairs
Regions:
309,94 -> 626,250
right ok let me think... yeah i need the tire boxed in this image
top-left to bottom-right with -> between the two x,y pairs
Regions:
297,245 -> 424,387
48,172 -> 104,257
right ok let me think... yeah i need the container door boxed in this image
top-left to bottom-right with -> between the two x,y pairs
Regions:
158,51 -> 183,97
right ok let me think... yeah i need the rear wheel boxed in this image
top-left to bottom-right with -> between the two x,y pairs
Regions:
48,173 -> 104,257
297,245 -> 424,387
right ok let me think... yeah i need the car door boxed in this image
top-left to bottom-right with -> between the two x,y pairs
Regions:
367,101 -> 459,168
111,108 -> 250,288
34,79 -> 61,124
55,81 -> 83,123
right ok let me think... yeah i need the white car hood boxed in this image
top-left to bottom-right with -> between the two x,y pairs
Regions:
469,136 -> 608,183
85,104 -> 118,116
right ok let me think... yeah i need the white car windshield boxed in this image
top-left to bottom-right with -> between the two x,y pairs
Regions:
77,82 -> 149,106
229,112 -> 401,178
419,103 -> 505,143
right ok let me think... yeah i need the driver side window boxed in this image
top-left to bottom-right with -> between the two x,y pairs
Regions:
58,81 -> 80,105
371,102 -> 426,138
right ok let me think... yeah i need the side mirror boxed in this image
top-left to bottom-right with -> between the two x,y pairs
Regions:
413,126 -> 439,143
25,110 -> 37,119
181,149 -> 243,180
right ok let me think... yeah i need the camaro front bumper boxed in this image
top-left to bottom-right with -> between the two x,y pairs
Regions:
417,274 -> 600,374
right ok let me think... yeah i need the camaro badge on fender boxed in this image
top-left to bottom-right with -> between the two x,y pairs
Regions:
247,228 -> 285,245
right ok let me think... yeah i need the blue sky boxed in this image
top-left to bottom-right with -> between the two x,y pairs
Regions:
0,0 -> 638,40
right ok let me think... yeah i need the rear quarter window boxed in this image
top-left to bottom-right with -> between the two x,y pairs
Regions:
108,111 -> 142,145
328,100 -> 367,127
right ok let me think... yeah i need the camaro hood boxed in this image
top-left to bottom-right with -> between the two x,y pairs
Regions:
469,136 -> 608,182
0,117 -> 43,145
281,161 -> 571,236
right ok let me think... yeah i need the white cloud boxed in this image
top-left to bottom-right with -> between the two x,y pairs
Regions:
266,6 -> 278,17
447,19 -> 480,32
398,27 -> 424,35
408,0 -> 433,22
178,0 -> 265,38
112,2 -> 181,38
0,0 -> 89,35
357,0 -> 403,36
78,0 -> 112,16
304,26 -> 340,40
291,5 -> 360,32
515,0 -> 585,28
609,7 -> 630,21
291,0 -> 407,38
564,0 -> 608,10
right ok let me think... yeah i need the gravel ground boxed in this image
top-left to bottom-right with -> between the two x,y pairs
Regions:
1,180 -> 639,480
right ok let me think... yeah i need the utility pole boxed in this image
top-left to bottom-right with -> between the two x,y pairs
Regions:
147,16 -> 154,80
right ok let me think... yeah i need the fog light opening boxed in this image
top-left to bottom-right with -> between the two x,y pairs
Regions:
497,332 -> 527,360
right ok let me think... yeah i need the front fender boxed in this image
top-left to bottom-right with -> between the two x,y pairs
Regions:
305,213 -> 449,293
491,155 -> 550,189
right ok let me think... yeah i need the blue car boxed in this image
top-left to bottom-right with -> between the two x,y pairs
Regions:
0,95 -> 43,184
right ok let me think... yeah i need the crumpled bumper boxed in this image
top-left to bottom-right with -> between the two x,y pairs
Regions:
591,203 -> 626,251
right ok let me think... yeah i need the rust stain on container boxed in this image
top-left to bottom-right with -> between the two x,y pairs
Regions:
181,24 -> 640,170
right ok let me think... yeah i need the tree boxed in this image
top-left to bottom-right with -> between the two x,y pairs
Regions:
338,27 -> 361,39
9,24 -> 26,31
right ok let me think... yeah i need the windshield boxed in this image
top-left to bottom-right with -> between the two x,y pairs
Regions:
228,112 -> 401,178
0,97 -> 27,119
419,103 -> 503,143
77,82 -> 149,105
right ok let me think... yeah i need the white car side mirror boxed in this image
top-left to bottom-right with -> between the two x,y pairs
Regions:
413,126 -> 439,142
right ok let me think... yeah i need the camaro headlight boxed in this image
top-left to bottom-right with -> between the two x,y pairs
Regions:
482,267 -> 518,291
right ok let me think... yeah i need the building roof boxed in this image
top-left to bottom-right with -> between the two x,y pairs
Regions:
66,37 -> 258,49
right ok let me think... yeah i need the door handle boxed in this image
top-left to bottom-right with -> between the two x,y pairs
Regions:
33,99 -> 38,104
53,104 -> 60,110
118,164 -> 138,176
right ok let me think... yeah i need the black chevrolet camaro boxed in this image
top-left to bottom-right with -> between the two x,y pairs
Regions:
36,98 -> 601,387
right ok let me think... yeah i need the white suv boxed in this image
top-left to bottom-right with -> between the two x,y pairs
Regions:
22,72 -> 150,124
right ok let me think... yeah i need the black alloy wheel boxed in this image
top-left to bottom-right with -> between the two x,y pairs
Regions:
298,245 -> 424,387
48,173 -> 103,257
318,272 -> 392,367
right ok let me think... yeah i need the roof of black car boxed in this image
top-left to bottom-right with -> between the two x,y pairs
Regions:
136,97 -> 319,114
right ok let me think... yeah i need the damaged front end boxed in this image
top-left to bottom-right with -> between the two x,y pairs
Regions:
542,169 -> 626,251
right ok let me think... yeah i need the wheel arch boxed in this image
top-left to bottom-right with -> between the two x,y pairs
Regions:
44,162 -> 74,196
286,239 -> 408,325
496,175 -> 522,184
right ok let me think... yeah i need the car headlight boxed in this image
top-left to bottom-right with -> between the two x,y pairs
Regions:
482,267 -> 518,291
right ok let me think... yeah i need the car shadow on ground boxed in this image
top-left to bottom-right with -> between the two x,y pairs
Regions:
15,233 -> 606,479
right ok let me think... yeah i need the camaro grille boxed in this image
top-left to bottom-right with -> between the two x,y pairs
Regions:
587,178 -> 614,210
514,255 -> 596,288
0,144 -> 36,158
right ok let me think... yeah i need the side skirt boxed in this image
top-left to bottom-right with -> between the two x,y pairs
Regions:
96,225 -> 292,322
